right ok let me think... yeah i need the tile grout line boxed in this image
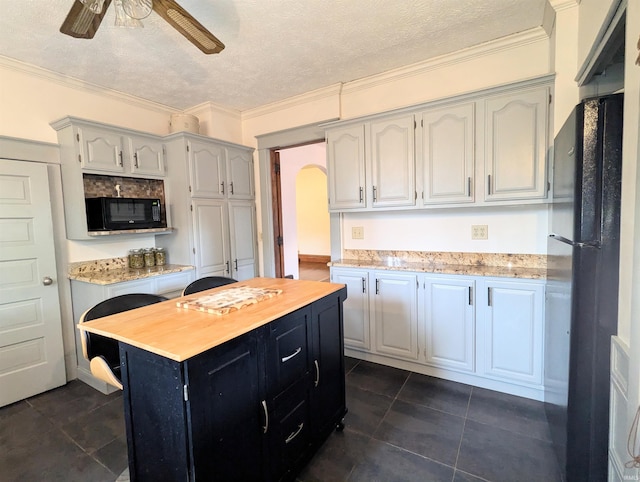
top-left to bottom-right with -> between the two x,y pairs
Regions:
452,386 -> 474,474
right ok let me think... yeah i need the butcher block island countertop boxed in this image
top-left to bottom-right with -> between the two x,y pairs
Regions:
78,277 -> 346,362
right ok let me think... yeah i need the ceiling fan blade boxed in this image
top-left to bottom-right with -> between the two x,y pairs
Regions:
60,0 -> 113,39
152,0 -> 225,54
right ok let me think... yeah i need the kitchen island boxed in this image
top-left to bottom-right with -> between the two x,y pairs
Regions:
79,277 -> 348,482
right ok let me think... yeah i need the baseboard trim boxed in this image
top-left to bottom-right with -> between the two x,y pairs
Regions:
298,254 -> 331,264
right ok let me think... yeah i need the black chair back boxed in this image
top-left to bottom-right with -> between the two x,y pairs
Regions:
82,293 -> 168,373
182,276 -> 238,296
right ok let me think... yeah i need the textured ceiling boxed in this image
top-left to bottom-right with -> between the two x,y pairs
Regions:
0,0 -> 548,111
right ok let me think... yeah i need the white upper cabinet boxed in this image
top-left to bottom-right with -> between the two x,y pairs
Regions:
191,198 -> 231,277
483,87 -> 549,201
369,114 -> 416,208
77,125 -> 124,173
127,135 -> 165,177
418,103 -> 475,205
188,139 -> 226,198
226,146 -> 254,200
327,124 -> 366,210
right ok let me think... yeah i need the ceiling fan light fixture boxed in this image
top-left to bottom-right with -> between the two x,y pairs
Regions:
122,0 -> 153,20
114,0 -> 144,27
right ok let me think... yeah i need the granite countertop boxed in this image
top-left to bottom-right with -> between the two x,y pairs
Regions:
328,250 -> 547,280
69,257 -> 194,285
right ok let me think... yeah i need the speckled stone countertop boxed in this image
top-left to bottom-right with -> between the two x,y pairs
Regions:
329,250 -> 546,280
69,257 -> 194,285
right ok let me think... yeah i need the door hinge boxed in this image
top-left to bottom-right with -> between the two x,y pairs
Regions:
76,133 -> 80,142
274,161 -> 280,174
547,181 -> 551,192
414,120 -> 417,129
188,185 -> 192,193
190,204 -> 193,211
183,384 -> 189,401
78,154 -> 81,163
186,144 -> 190,152
549,93 -> 552,104
193,247 -> 196,254
276,236 -> 283,246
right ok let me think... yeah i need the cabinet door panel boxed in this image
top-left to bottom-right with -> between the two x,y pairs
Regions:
424,277 -> 475,371
420,103 -> 474,204
192,199 -> 230,277
189,140 -> 226,198
310,292 -> 346,436
228,200 -> 257,281
481,281 -> 543,385
485,88 -> 548,201
327,125 -> 366,210
185,332 -> 264,481
226,147 -> 254,199
330,269 -> 369,350
128,136 -> 165,176
78,126 -> 123,172
373,273 -> 418,360
370,115 -> 415,208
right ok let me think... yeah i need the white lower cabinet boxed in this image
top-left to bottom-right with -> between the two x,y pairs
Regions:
372,272 -> 418,360
423,276 -> 475,372
476,279 -> 544,386
330,269 -> 370,350
332,266 -> 545,399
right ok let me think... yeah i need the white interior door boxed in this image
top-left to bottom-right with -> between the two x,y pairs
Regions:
0,159 -> 66,407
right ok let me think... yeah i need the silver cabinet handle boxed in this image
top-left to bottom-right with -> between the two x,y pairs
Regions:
359,186 -> 363,203
234,259 -> 238,271
133,152 -> 138,168
285,423 -> 304,444
487,174 -> 491,195
230,182 -> 234,194
42,276 -> 53,286
118,151 -> 123,166
221,182 -> 225,194
362,277 -> 366,293
467,177 -> 471,197
372,186 -> 377,202
261,400 -> 269,434
314,359 -> 320,387
281,347 -> 301,363
225,261 -> 230,274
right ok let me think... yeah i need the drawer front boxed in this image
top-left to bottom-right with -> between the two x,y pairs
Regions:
267,307 -> 311,398
269,379 -> 311,481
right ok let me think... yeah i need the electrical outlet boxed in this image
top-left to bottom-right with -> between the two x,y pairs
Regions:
471,224 -> 488,240
352,226 -> 364,239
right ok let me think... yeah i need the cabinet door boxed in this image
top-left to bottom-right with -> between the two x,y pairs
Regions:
327,125 -> 366,210
310,291 -> 346,437
420,103 -> 474,205
127,135 -> 165,176
484,88 -> 549,201
228,200 -> 257,281
372,272 -> 418,360
424,277 -> 475,372
77,125 -> 124,173
226,147 -> 254,199
189,139 -> 226,198
192,199 -> 231,277
265,307 -> 311,400
369,114 -> 415,208
330,268 -> 370,350
185,331 -> 264,481
479,280 -> 544,385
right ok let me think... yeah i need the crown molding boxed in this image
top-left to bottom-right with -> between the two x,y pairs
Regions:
549,0 -> 580,12
241,83 -> 342,120
0,55 -> 177,115
185,101 -> 241,119
342,27 -> 550,96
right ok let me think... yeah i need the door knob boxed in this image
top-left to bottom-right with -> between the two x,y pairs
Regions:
43,277 -> 53,286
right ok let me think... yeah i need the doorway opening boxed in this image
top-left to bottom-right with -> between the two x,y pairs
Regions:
271,141 -> 330,281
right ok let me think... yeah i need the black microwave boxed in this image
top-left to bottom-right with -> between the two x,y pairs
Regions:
85,197 -> 166,231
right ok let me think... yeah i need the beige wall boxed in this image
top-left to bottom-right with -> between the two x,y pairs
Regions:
296,167 -> 330,256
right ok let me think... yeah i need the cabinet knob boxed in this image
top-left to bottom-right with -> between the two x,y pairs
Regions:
42,276 -> 53,286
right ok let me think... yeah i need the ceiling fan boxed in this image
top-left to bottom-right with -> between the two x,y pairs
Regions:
60,0 -> 225,54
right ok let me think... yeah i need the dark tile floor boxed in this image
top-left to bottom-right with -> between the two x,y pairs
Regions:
0,358 -> 561,482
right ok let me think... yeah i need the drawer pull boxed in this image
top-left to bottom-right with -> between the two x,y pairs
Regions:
281,347 -> 302,363
285,423 -> 304,444
261,400 -> 269,434
314,359 -> 320,387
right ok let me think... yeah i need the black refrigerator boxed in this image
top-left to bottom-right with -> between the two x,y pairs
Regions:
544,93 -> 623,482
